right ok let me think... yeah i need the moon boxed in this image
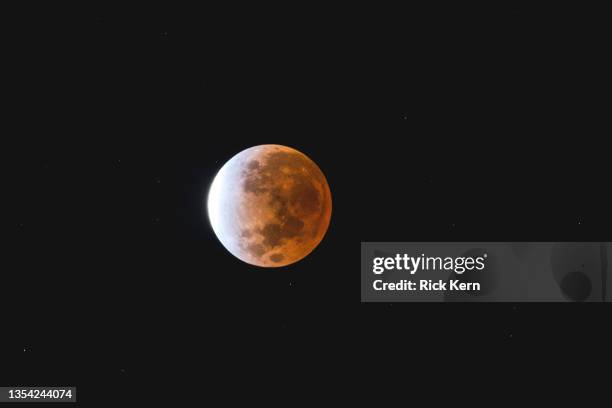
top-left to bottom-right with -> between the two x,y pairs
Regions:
207,145 -> 332,267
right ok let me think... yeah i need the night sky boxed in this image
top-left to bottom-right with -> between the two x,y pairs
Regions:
4,4 -> 608,405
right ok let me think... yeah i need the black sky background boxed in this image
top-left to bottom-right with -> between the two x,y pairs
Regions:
3,4 -> 609,405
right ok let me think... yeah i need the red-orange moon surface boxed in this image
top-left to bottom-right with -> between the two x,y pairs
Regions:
207,145 -> 332,267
